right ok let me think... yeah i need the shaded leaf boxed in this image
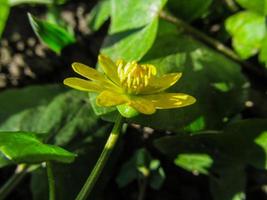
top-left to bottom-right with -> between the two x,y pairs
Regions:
116,148 -> 165,190
154,119 -> 267,200
167,0 -> 212,21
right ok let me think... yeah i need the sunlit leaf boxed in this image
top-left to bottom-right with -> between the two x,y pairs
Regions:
0,131 -> 76,164
88,0 -> 110,32
0,0 -> 10,38
28,13 -> 75,54
110,0 -> 167,32
236,0 -> 267,15
225,11 -> 266,59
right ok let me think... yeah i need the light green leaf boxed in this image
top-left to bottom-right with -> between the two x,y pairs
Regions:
174,154 -> 213,175
102,18 -> 158,61
28,13 -> 75,54
0,131 -> 76,164
0,0 -> 10,38
167,0 -> 212,21
236,0 -> 267,15
259,34 -> 267,67
110,0 -> 167,33
225,11 -> 266,59
88,0 -> 110,32
9,0 -> 66,6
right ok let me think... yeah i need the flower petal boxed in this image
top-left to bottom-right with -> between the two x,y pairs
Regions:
129,98 -> 156,115
64,78 -> 104,92
98,54 -> 120,85
72,62 -> 107,82
96,90 -> 129,107
143,93 -> 196,109
141,73 -> 182,94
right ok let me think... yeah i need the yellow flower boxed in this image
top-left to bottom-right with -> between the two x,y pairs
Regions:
64,54 -> 196,116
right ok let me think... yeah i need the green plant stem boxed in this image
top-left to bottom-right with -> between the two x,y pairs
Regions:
46,162 -> 56,200
0,164 -> 28,200
159,11 -> 265,78
159,11 -> 241,61
75,115 -> 124,200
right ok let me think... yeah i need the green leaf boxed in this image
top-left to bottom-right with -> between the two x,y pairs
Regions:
174,154 -> 213,175
0,152 -> 13,167
225,11 -> 266,59
28,13 -> 75,54
0,131 -> 76,164
0,0 -> 10,38
88,0 -> 110,32
102,18 -> 158,61
236,0 -> 267,15
154,119 -> 267,200
0,84 -> 65,126
259,34 -> 267,67
167,0 -> 212,21
210,167 -> 246,200
110,0 -> 167,33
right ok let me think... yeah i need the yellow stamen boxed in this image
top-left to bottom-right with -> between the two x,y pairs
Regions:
116,60 -> 157,94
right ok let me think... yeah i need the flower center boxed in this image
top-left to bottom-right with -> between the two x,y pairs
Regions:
117,60 -> 157,94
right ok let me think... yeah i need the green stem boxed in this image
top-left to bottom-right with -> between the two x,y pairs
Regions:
159,11 -> 265,78
75,115 -> 124,200
0,165 -> 28,200
159,11 -> 241,62
46,162 -> 56,200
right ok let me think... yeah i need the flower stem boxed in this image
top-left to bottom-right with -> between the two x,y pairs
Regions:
0,164 -> 28,200
75,115 -> 124,200
46,162 -> 56,200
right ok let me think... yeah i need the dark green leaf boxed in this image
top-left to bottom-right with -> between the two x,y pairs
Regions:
225,11 -> 266,59
0,0 -> 10,38
0,131 -> 76,164
155,119 -> 267,200
28,13 -> 75,54
0,84 -> 65,126
210,167 -> 246,200
88,0 -> 110,32
116,148 -> 165,190
167,0 -> 212,21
